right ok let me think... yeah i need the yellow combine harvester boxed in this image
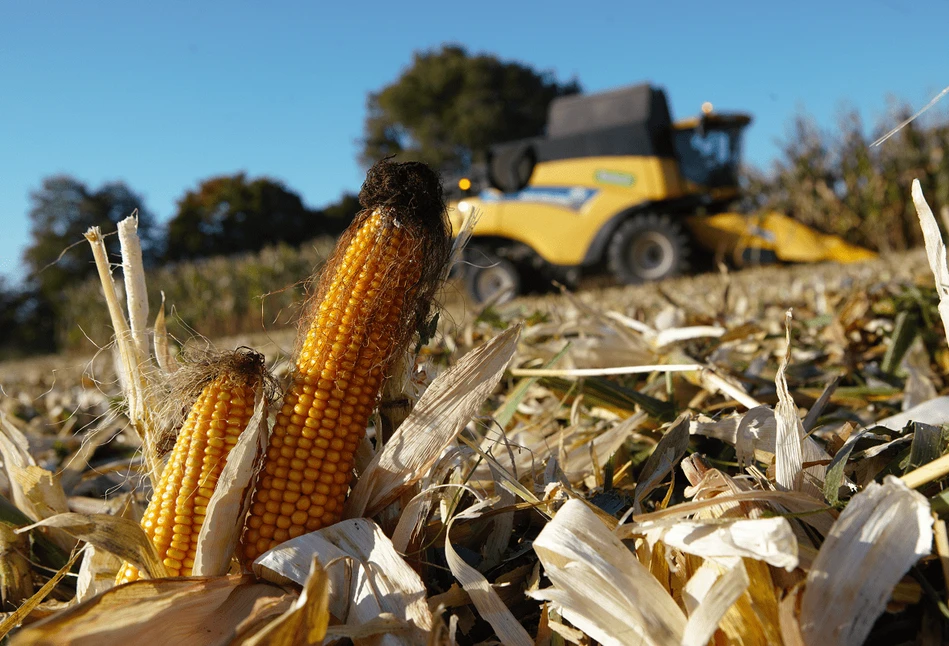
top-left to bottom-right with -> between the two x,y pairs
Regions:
446,84 -> 874,302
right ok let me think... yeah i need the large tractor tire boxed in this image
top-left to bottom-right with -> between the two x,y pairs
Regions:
607,214 -> 690,284
464,247 -> 522,305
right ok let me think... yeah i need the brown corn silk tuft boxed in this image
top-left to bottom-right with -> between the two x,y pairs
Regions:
117,348 -> 268,582
240,159 -> 449,562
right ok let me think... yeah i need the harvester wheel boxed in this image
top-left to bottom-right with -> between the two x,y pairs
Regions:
464,247 -> 522,305
607,214 -> 689,284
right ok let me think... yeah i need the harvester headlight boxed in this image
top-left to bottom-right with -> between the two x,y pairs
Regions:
457,200 -> 471,214
458,177 -> 472,191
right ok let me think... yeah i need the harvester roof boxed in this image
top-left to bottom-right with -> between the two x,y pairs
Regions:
546,83 -> 672,138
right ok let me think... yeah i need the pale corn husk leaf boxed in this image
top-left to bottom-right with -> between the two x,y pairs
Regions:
0,413 -> 35,470
529,499 -> 687,646
319,519 -> 433,641
0,415 -> 44,518
691,408 -> 770,464
874,395 -> 949,431
692,406 -> 833,491
800,476 -> 933,646
775,311 -> 807,493
75,495 -> 141,601
779,585 -> 807,646
153,292 -> 177,374
84,226 -> 162,487
799,438 -> 830,497
653,324 -> 725,348
681,560 -> 750,646
0,547 -> 83,641
117,214 -> 149,361
378,351 -> 414,447
696,366 -> 762,410
911,179 -> 949,341
243,556 -> 329,646
192,387 -> 269,576
447,205 -> 480,278
0,421 -> 75,553
9,575 -> 293,646
253,518 -> 433,645
17,513 -> 167,579
252,531 -> 348,616
681,557 -> 783,645
632,414 -> 690,513
12,467 -> 70,522
620,517 -> 798,570
390,490 -> 435,556
390,447 -> 470,553
734,406 -> 776,464
445,498 -> 533,646
345,325 -> 520,519
682,560 -> 720,615
75,543 -> 122,603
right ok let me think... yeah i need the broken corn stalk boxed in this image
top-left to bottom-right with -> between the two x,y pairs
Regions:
240,159 -> 450,562
117,349 -> 267,582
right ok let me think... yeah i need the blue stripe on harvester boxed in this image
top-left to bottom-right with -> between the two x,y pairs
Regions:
481,186 -> 598,211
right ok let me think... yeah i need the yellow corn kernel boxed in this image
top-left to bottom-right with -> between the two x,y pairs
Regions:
240,160 -> 449,562
116,350 -> 265,583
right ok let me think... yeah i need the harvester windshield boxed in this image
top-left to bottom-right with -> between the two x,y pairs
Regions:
673,115 -> 751,189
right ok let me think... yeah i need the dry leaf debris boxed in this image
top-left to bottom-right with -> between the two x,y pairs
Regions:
2,209 -> 949,643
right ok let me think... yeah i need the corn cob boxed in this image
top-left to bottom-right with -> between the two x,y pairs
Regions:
117,349 -> 266,582
240,160 -> 449,561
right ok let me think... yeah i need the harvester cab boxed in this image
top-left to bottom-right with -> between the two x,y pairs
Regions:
448,83 -> 874,303
672,108 -> 751,202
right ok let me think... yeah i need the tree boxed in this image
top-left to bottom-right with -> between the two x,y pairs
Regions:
0,278 -> 57,358
165,174 -> 328,261
361,44 -> 580,174
24,176 -> 158,298
320,193 -> 362,235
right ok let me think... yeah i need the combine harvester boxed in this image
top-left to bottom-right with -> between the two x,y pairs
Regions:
446,84 -> 875,302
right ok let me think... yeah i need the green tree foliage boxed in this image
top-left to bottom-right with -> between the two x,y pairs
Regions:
321,193 -> 361,235
747,101 -> 949,252
24,176 -> 158,298
0,279 -> 56,358
361,44 -> 580,174
165,174 -> 353,261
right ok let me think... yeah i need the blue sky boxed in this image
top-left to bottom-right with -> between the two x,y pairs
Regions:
2,0 -> 947,284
